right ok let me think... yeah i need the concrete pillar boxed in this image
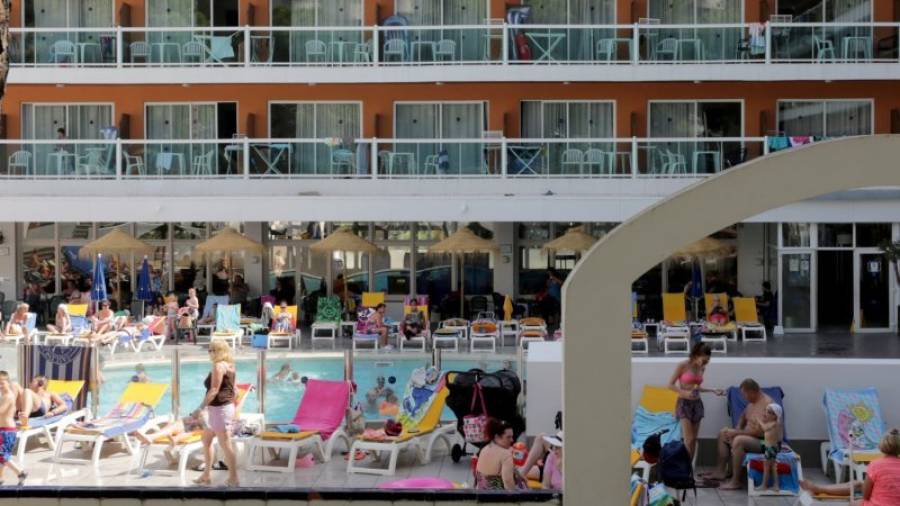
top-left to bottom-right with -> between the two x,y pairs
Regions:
491,222 -> 516,297
0,223 -> 16,301
737,223 -> 766,296
243,222 -> 266,298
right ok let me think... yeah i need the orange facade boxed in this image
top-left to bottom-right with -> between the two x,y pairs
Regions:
4,81 -> 900,141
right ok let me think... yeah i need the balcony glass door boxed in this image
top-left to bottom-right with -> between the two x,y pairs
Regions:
396,0 -> 487,60
272,0 -> 363,63
25,0 -> 113,63
269,102 -> 362,175
22,104 -> 113,176
522,0 -> 615,61
648,101 -> 742,175
855,250 -> 891,331
648,0 -> 741,60
394,102 -> 485,175
146,103 -> 217,176
777,100 -> 872,138
521,101 -> 614,175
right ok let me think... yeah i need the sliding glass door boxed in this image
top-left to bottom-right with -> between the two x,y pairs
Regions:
22,103 -> 113,175
396,0 -> 487,60
269,102 -> 362,175
271,0 -> 364,63
521,101 -> 615,175
777,100 -> 872,137
648,101 -> 743,175
521,0 -> 616,61
145,103 -> 218,175
648,0 -> 741,60
24,0 -> 114,63
394,102 -> 485,175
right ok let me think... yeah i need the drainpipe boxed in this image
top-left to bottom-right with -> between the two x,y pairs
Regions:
171,348 -> 180,416
257,349 -> 266,414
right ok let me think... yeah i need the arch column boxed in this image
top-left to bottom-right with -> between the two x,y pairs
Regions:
562,135 -> 900,503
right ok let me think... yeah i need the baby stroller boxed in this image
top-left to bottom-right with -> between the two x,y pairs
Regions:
445,368 -> 524,462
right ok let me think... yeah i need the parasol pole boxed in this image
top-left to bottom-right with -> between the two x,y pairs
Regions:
116,253 -> 121,309
459,253 -> 466,319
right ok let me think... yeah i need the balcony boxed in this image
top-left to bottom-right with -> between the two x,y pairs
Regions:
0,136 -> 771,179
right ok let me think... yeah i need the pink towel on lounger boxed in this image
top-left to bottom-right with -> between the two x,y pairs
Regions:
289,379 -> 350,439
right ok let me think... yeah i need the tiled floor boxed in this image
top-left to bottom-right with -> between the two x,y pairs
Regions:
643,330 -> 900,358
16,437 -> 834,505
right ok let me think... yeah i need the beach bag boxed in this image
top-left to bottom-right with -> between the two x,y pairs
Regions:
642,430 -> 666,464
658,440 -> 695,493
463,384 -> 489,444
384,419 -> 403,437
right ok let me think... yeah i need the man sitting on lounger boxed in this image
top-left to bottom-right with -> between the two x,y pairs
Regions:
19,376 -> 68,426
704,378 -> 773,490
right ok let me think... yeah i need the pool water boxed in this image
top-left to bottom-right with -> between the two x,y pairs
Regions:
99,355 -> 516,423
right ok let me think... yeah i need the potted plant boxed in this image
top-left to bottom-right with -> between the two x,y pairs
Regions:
878,240 -> 900,335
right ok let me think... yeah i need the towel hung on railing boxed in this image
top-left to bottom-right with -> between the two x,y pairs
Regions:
748,23 -> 766,55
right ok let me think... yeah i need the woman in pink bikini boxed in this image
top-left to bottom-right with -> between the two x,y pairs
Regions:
668,342 -> 724,459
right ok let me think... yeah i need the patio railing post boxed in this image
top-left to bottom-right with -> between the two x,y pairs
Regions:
91,347 -> 100,418
243,138 -> 250,179
763,136 -> 770,156
372,27 -> 380,66
432,347 -> 442,370
116,26 -> 124,68
244,26 -> 251,67
344,350 -> 354,382
257,349 -> 266,414
172,347 -> 181,416
502,24 -> 509,65
631,137 -> 639,177
115,140 -> 123,180
501,138 -> 508,179
370,138 -> 379,179
632,24 -> 640,64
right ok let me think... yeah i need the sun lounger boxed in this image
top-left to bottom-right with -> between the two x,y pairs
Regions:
821,387 -> 886,483
54,382 -> 169,466
245,379 -> 351,472
734,297 -> 767,342
269,305 -> 298,349
661,293 -> 690,353
16,380 -> 88,464
137,383 -> 253,481
433,319 -> 468,351
347,367 -> 455,476
631,385 -> 681,481
701,293 -> 737,353
211,304 -> 243,350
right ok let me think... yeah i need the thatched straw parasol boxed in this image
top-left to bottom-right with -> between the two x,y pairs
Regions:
310,227 -> 379,303
542,225 -> 597,254
195,227 -> 265,285
428,226 -> 498,318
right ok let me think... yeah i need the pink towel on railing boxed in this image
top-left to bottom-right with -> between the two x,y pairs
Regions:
291,379 -> 350,439
789,136 -> 812,147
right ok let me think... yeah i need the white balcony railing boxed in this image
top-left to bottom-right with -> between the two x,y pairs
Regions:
7,22 -> 900,67
0,136 -> 793,180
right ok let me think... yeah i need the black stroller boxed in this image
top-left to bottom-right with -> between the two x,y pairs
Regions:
445,368 -> 525,462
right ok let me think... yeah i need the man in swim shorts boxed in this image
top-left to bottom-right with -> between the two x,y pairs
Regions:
0,371 -> 26,485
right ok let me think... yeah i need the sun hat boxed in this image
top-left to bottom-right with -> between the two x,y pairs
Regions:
543,431 -> 563,447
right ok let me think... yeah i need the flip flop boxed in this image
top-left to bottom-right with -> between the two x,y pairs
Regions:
343,449 -> 368,461
694,477 -> 721,488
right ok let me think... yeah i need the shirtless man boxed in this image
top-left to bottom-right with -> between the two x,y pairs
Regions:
0,371 -> 26,485
705,378 -> 773,489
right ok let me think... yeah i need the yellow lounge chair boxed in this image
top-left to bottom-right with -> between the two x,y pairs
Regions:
54,382 -> 169,466
269,305 -> 298,349
661,293 -> 690,353
700,292 -> 735,353
15,379 -> 89,464
361,292 -> 386,308
347,374 -> 455,476
632,385 -> 679,482
733,297 -> 767,341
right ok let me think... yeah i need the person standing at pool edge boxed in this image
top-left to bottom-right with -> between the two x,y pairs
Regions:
0,372 -> 26,485
193,340 -> 239,486
669,343 -> 724,459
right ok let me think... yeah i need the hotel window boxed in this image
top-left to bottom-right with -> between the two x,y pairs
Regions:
22,103 -> 114,176
393,102 -> 487,175
145,0 -> 239,62
22,0 -> 114,64
521,100 -> 616,175
144,102 -> 237,176
648,100 -> 743,174
519,0 -> 615,61
777,100 -> 872,138
271,0 -> 363,63
269,102 -> 362,175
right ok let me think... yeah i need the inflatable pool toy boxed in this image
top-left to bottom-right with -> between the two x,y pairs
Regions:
377,477 -> 463,489
379,401 -> 399,417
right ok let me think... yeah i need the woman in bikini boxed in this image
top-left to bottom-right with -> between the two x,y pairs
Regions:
668,342 -> 724,459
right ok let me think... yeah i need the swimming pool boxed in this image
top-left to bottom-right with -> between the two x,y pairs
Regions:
99,354 -> 517,423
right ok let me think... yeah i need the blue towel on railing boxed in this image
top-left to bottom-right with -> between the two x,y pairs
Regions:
767,136 -> 790,152
744,448 -> 801,493
631,406 -> 681,449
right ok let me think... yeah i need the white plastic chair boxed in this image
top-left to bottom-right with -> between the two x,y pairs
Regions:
353,41 -> 371,62
191,150 -> 216,175
596,39 -> 616,61
655,38 -> 678,61
583,148 -> 609,175
813,35 -> 835,62
560,149 -> 585,175
305,39 -> 327,62
330,148 -> 354,175
129,41 -> 151,63
50,40 -> 77,63
383,39 -> 407,62
124,154 -> 145,176
434,39 -> 456,61
182,39 -> 207,64
8,150 -> 32,176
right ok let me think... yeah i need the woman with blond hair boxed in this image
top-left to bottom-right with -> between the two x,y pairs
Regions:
47,304 -> 72,334
193,340 -> 239,486
800,429 -> 900,505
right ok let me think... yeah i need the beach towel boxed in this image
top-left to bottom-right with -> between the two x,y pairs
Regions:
397,366 -> 443,430
744,447 -> 801,493
22,345 -> 93,409
632,406 -> 682,450
284,379 -> 349,439
823,387 -> 886,462
216,304 -> 241,332
69,402 -> 154,438
727,386 -> 788,441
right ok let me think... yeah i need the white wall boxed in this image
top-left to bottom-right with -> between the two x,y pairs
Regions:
243,222 -> 265,299
526,341 -> 563,436
491,222 -> 516,297
737,223 -> 766,297
0,223 -> 16,301
632,357 -> 900,440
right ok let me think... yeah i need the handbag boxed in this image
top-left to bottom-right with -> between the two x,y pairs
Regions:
463,384 -> 489,444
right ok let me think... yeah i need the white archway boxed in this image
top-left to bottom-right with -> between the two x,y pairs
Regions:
562,135 -> 900,503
